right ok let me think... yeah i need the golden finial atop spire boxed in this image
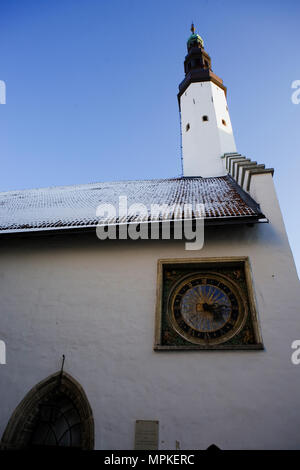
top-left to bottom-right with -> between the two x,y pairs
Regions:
191,23 -> 195,34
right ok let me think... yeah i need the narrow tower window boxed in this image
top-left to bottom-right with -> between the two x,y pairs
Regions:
222,119 -> 227,126
186,123 -> 190,131
202,115 -> 209,122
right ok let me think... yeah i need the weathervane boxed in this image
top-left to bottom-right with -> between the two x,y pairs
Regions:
191,22 -> 195,34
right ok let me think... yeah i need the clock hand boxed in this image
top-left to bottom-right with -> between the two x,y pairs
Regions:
203,303 -> 227,321
202,303 -> 214,312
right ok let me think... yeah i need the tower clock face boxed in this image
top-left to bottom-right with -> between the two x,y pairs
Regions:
168,272 -> 247,345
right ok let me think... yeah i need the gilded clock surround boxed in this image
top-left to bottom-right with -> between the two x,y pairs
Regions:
154,257 -> 263,350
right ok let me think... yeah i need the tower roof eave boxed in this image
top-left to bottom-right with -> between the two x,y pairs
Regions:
177,70 -> 227,107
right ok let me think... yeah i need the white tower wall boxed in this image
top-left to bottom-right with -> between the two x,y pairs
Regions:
180,81 -> 236,177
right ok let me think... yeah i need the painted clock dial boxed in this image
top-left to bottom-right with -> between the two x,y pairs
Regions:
168,272 -> 247,345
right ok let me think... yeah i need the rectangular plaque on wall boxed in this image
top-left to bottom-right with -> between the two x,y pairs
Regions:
134,420 -> 159,450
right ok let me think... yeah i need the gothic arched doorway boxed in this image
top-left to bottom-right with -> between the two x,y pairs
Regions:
0,371 -> 94,450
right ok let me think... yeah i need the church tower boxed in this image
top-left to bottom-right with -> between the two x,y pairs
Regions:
178,24 -> 237,177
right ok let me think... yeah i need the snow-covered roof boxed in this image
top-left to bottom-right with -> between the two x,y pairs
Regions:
0,176 -> 265,235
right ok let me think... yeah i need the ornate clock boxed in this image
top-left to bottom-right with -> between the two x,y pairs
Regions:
169,272 -> 247,346
154,257 -> 263,350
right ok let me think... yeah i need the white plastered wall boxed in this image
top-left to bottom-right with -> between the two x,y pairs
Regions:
0,176 -> 299,450
180,81 -> 236,177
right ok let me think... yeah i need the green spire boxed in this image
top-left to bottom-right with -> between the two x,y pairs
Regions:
187,23 -> 204,49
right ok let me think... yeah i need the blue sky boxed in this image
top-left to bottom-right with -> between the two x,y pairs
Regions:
0,0 -> 299,275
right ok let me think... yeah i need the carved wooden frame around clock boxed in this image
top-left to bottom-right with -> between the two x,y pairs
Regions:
154,256 -> 264,350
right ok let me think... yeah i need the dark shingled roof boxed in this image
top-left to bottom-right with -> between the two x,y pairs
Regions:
0,176 -> 266,235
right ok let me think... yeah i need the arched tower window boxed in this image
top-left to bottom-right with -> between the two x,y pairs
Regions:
0,371 -> 94,450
